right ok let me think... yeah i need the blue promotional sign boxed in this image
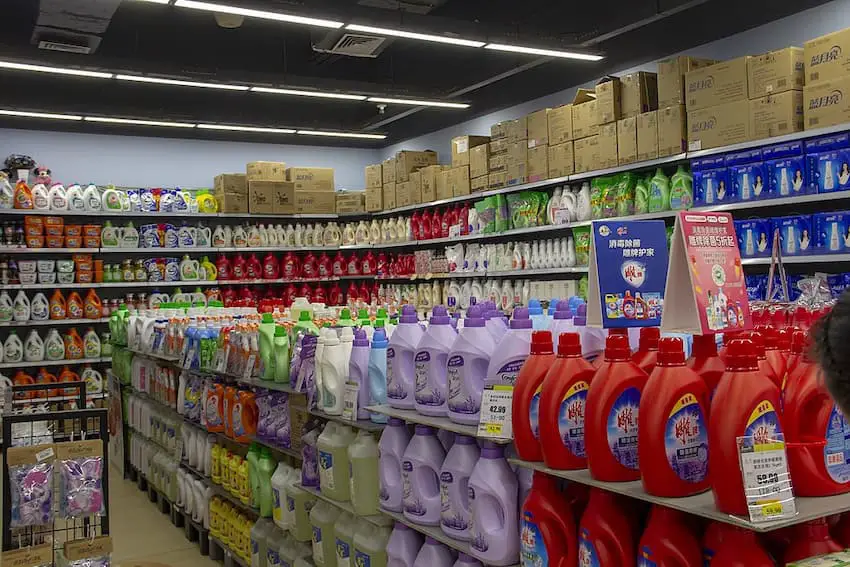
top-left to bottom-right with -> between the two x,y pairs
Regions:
586,220 -> 670,328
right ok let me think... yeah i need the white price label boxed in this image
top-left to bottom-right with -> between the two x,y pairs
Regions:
738,435 -> 796,523
243,355 -> 256,379
553,208 -> 572,225
477,386 -> 514,440
35,446 -> 55,463
342,382 -> 359,422
449,224 -> 462,238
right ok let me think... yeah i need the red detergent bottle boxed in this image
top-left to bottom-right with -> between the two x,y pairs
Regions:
586,334 -> 648,482
831,512 -> 850,546
747,330 -> 781,389
639,337 -> 710,497
539,332 -> 596,470
578,488 -> 637,567
757,325 -> 787,385
709,339 -> 783,515
591,329 -> 629,369
513,330 -> 555,462
710,526 -> 774,566
783,518 -> 843,564
520,471 -> 577,567
777,327 -> 794,364
637,505 -> 701,567
784,330 -> 810,392
717,330 -> 743,365
631,327 -> 660,374
701,521 -> 735,566
687,334 -> 725,395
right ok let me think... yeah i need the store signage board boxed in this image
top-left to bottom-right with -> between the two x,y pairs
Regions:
662,211 -> 752,334
586,220 -> 670,328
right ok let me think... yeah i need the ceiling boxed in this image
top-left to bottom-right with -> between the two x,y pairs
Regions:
0,0 -> 834,147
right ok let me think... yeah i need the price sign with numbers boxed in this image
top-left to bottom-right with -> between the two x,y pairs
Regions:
342,382 -> 359,422
737,434 -> 797,523
477,385 -> 514,440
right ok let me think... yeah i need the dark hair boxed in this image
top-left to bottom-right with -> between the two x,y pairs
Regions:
812,291 -> 850,416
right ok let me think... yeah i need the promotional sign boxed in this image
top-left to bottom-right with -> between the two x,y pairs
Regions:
662,211 -> 752,334
586,220 -> 670,328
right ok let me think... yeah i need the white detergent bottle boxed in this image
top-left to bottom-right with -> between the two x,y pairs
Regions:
45,329 -> 65,360
24,330 -> 44,362
284,225 -> 296,247
83,328 -> 101,358
259,224 -> 270,246
32,184 -> 49,210
122,222 -> 140,248
83,183 -> 102,212
0,291 -> 13,322
355,221 -> 369,245
267,225 -> 279,247
831,222 -> 841,251
13,290 -> 30,322
67,184 -> 85,211
48,184 -> 68,211
576,182 -> 592,221
736,175 -> 745,201
370,220 -> 382,244
294,224 -> 304,247
321,330 -> 346,416
343,223 -> 356,246
304,224 -> 315,247
313,223 -> 325,247
30,293 -> 49,321
547,187 -> 562,224
566,237 -> 576,267
82,365 -> 103,393
825,159 -> 835,190
4,331 -> 22,363
314,329 -> 327,410
0,174 -> 13,209
248,225 -> 262,247
786,225 -> 797,254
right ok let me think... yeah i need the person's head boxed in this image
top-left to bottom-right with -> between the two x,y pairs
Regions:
719,180 -> 725,189
813,292 -> 850,416
842,163 -> 849,174
803,229 -> 809,238
756,175 -> 762,184
795,170 -> 803,181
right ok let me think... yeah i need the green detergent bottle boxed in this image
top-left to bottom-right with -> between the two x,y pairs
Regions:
247,443 -> 261,509
634,175 -> 650,214
259,313 -> 276,381
648,168 -> 671,212
273,325 -> 290,384
257,447 -> 276,518
294,311 -> 319,338
670,165 -> 694,210
357,308 -> 371,328
337,308 -> 356,327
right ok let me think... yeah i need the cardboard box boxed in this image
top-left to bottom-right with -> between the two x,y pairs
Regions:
248,180 -> 281,214
396,150 -> 438,182
382,183 -> 396,210
748,47 -> 805,99
436,170 -> 452,200
489,139 -> 508,155
637,111 -> 659,161
447,166 -> 471,196
409,170 -> 422,204
286,167 -> 335,191
598,122 -> 619,169
548,142 -> 574,178
506,163 -> 526,186
658,105 -> 687,157
489,155 -> 508,172
526,108 -> 550,148
527,145 -> 548,182
395,181 -> 412,207
596,78 -> 622,124
749,90 -> 804,140
805,27 -> 850,84
470,144 -> 490,178
685,57 -> 750,111
490,121 -> 507,140
382,158 -> 396,184
804,75 -> 850,130
214,173 -> 247,195
657,55 -> 718,107
571,89 -> 599,139
548,104 -> 573,146
335,191 -> 365,214
471,175 -> 488,192
251,181 -> 331,214
419,165 -> 443,202
488,172 -> 507,189
506,141 -> 528,167
505,117 -> 528,142
365,186 -> 382,212
621,72 -> 658,117
246,161 -> 286,182
687,99 -> 751,151
365,164 -> 382,188
215,191 -> 248,213
573,136 -> 600,173
291,190 -> 335,214
616,117 -> 638,165
451,136 -> 490,167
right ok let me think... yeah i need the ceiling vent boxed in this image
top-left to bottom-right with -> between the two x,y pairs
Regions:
313,33 -> 389,58
38,39 -> 93,55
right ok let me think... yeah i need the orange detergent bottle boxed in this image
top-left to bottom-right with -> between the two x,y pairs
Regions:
639,337 -> 710,497
36,368 -> 58,397
84,289 -> 103,320
232,390 -> 258,443
49,290 -> 67,320
205,382 -> 225,432
709,526 -> 774,566
747,331 -> 781,389
630,327 -> 660,374
66,292 -> 84,319
586,334 -> 647,482
58,366 -> 80,394
513,330 -> 555,462
539,332 -> 596,470
709,339 -> 783,515
782,518 -> 842,564
578,488 -> 638,567
223,385 -> 238,438
520,471 -> 577,567
13,370 -> 35,399
637,506 -> 701,567
757,325 -> 787,385
63,328 -> 84,360
14,179 -> 32,209
687,334 -> 725,395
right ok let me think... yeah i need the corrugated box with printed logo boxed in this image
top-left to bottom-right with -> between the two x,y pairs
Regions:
527,145 -> 548,182
365,164 -> 382,188
382,157 -> 396,184
409,170 -> 422,204
336,191 -> 365,214
452,136 -> 490,167
548,142 -> 574,178
447,166 -> 471,196
748,47 -> 804,99
598,122 -> 618,168
366,186 -> 382,212
658,105 -> 687,157
804,27 -> 850,84
573,136 -> 600,173
637,111 -> 659,161
657,56 -> 718,107
596,78 -> 622,124
419,164 -> 444,202
488,172 -> 507,189
396,150 -> 438,182
395,181 -> 412,207
505,117 -> 528,142
471,175 -> 488,192
215,191 -> 248,213
804,76 -> 850,130
285,167 -> 335,191
548,104 -> 573,146
687,99 -> 751,150
526,108 -> 550,148
489,139 -> 507,155
470,144 -> 489,178
621,72 -> 658,118
506,162 -> 527,186
506,141 -> 528,168
616,117 -> 637,165
292,190 -> 335,214
489,154 -> 507,172
264,182 -> 334,214
490,121 -> 507,140
571,89 -> 599,139
383,182 -> 396,210
248,180 -> 280,214
437,170 -> 452,200
749,90 -> 804,140
214,173 -> 247,195
685,57 -> 750,111
247,161 -> 286,181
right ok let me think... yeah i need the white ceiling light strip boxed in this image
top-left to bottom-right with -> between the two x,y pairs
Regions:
367,97 -> 469,109
132,0 -> 171,4
345,24 -> 485,48
84,117 -> 196,128
115,74 -> 249,90
0,110 -> 83,120
484,43 -> 604,61
197,124 -> 297,133
0,61 -> 112,79
251,87 -> 367,101
297,130 -> 386,140
173,0 -> 344,29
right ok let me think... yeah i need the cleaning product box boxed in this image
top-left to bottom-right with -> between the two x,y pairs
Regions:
382,157 -> 396,183
595,77 -> 622,124
435,168 -> 451,199
409,170 -> 422,204
419,164 -> 444,202
215,191 -> 248,213
451,136 -> 490,167
573,135 -> 600,173
489,138 -> 508,156
773,214 -> 814,256
489,154 -> 507,172
396,150 -> 438,182
527,146 -> 548,182
637,111 -> 659,161
505,117 -> 528,142
383,182 -> 396,210
735,218 -> 773,257
620,72 -> 658,117
804,75 -> 850,130
248,180 -> 282,214
526,109 -> 550,148
547,104 -> 573,145
548,142 -> 574,178
658,105 -> 687,156
365,164 -> 382,188
693,156 -> 733,206
335,191 -> 365,214
805,27 -> 850,83
291,190 -> 335,214
687,99 -> 751,150
247,161 -> 287,182
490,121 -> 507,140
616,117 -> 637,165
804,133 -> 850,193
571,89 -> 599,139
506,162 -> 527,186
685,56 -> 749,111
726,149 -> 766,202
488,172 -> 507,189
286,167 -> 335,191
747,47 -> 805,98
395,181 -> 412,207
214,173 -> 247,194
365,186 -> 382,212
506,141 -> 528,169
471,175 -> 488,192
657,55 -> 718,107
763,141 -> 808,197
815,211 -> 850,253
469,144 -> 489,178
749,90 -> 804,141
597,122 -> 618,168
447,165 -> 471,196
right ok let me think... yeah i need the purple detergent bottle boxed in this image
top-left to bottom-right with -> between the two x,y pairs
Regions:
387,522 -> 423,567
379,418 -> 411,512
413,537 -> 456,567
348,329 -> 371,421
452,553 -> 482,567
468,442 -> 519,566
440,435 -> 480,541
483,302 -> 508,343
402,425 -> 446,526
447,305 -> 496,425
387,305 -> 425,409
414,306 -> 457,416
485,307 -> 532,388
438,430 -> 455,453
548,300 -> 575,343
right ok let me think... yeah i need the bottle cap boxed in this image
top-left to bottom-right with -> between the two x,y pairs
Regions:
725,338 -> 758,371
691,334 -> 718,358
430,305 -> 450,325
557,332 -> 582,357
261,313 -> 273,324
530,330 -> 553,355
298,311 -> 311,321
340,308 -> 352,320
464,304 -> 485,328
638,327 -> 661,351
352,329 -> 369,347
510,307 -> 532,329
604,335 -> 631,361
747,331 -> 766,359
528,299 -> 543,316
657,337 -> 685,366
400,304 -> 418,324
274,325 -> 286,337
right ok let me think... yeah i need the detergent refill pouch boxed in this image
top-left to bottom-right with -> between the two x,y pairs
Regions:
763,141 -> 808,197
735,218 -> 773,258
815,211 -> 850,253
773,214 -> 814,256
805,133 -> 850,194
614,173 -> 637,217
726,149 -> 766,202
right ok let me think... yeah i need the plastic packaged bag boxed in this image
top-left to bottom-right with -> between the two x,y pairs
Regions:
58,441 -> 105,518
8,446 -> 54,527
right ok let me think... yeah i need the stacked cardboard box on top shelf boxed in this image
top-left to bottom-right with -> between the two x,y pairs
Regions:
804,27 -> 850,130
241,161 -> 337,214
364,150 -> 439,211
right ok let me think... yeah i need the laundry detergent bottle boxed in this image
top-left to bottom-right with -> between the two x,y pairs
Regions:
368,328 -> 389,424
578,489 -> 637,567
379,417 -> 411,512
631,327 -> 660,374
348,329 -> 371,421
402,425 -> 446,526
447,304 -> 496,425
539,332 -> 596,470
782,518 -> 843,564
585,334 -> 648,482
387,305 -> 424,409
513,330 -> 555,462
687,334 -> 725,395
709,526 -> 774,566
486,307 -> 533,388
520,471 -> 577,567
637,505 -> 701,567
387,522 -> 423,567
639,337 -> 710,497
439,435 -> 479,541
468,442 -> 518,566
414,306 -> 456,417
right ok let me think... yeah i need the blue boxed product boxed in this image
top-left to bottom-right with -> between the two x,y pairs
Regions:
814,211 -> 850,253
735,218 -> 773,257
805,133 -> 850,193
726,149 -> 768,202
692,155 -> 733,206
773,214 -> 814,256
828,273 -> 850,297
763,141 -> 809,197
746,274 -> 765,301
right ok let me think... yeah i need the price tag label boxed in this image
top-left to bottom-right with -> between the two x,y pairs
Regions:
449,224 -> 461,238
342,382 -> 359,422
477,385 -> 514,440
243,355 -> 256,379
738,435 -> 797,523
182,348 -> 195,370
553,208 -> 571,225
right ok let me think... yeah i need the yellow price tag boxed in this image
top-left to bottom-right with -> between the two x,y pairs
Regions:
760,501 -> 783,517
485,423 -> 503,435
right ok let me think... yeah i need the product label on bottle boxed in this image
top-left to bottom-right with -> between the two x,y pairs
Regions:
440,471 -> 469,532
447,355 -> 475,414
744,400 -> 782,443
336,538 -> 350,567
319,450 -> 335,490
272,488 -> 282,523
607,387 -> 641,470
578,528 -> 601,567
529,385 -> 543,439
664,393 -> 709,483
414,351 -> 444,406
520,512 -> 548,567
386,348 -> 406,400
702,548 -> 715,567
267,547 -> 281,567
402,460 -> 422,516
638,545 -> 658,567
493,359 -> 526,386
312,526 -> 323,563
354,550 -> 372,567
559,381 -> 589,457
824,404 -> 850,483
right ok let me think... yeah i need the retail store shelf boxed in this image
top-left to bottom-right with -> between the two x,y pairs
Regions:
570,153 -> 689,181
0,209 -> 339,221
98,280 -> 220,288
209,536 -> 250,567
296,484 -> 392,526
309,408 -> 385,432
238,376 -> 297,393
691,189 -> 850,213
0,356 -> 110,369
687,122 -> 850,160
0,282 -> 95,290
741,254 -> 850,265
366,404 -> 508,443
211,483 -> 259,517
0,247 -> 93,254
10,391 -> 107,404
104,246 -> 220,254
180,460 -> 211,481
486,267 -> 589,277
0,317 -> 108,327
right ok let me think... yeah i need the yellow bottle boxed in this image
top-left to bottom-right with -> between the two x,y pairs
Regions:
200,256 -> 217,281
238,458 -> 250,505
211,444 -> 222,485
235,513 -> 249,559
209,497 -> 222,538
242,516 -> 253,559
196,190 -> 218,214
229,454 -> 242,497
221,450 -> 232,490
220,502 -> 235,546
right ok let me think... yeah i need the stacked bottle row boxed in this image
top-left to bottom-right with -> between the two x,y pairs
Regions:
10,365 -> 105,399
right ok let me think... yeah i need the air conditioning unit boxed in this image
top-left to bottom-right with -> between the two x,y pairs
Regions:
313,32 -> 390,58
38,40 -> 92,55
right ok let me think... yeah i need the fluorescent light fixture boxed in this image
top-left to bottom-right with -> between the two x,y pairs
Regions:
484,43 -> 604,61
345,24 -> 485,48
0,60 -> 112,79
198,123 -> 296,134
366,97 -> 469,109
84,117 -> 196,128
0,110 -> 82,120
116,74 -> 249,91
297,130 -> 386,140
251,87 -> 366,101
133,0 -> 171,4
174,0 -> 343,29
